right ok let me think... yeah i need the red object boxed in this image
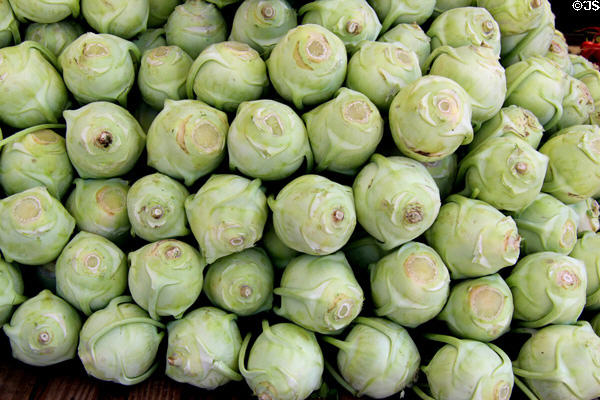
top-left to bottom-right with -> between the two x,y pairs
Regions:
579,27 -> 600,64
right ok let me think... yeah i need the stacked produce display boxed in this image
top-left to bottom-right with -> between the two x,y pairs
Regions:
1,0 -> 600,399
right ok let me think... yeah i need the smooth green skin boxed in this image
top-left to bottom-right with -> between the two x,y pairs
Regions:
0,127 -> 73,199
65,102 -> 146,179
229,0 -> 297,58
470,105 -> 544,151
133,28 -> 166,54
513,193 -> 579,255
138,45 -> 192,110
166,307 -> 242,389
513,322 -> 600,400
342,236 -> 390,272
419,154 -> 457,199
389,75 -> 473,162
0,187 -> 75,265
370,242 -> 449,328
269,175 -> 356,256
425,195 -> 520,279
427,7 -> 501,56
228,99 -> 312,180
570,232 -> 600,309
477,0 -> 547,36
303,88 -> 383,175
261,220 -> 298,268
239,321 -> 323,400
206,0 -> 241,6
148,0 -> 180,27
24,20 -> 82,56
275,252 -> 363,334
438,274 -> 513,342
66,178 -> 131,243
0,41 -> 68,129
3,290 -> 81,367
353,154 -> 440,251
59,33 -> 141,106
457,136 -> 549,212
56,232 -> 127,316
569,198 -> 600,236
266,24 -> 347,109
504,56 -> 569,131
346,41 -> 421,110
378,23 -> 430,70
571,54 -> 597,77
555,76 -> 595,132
368,0 -> 435,31
323,317 -> 420,399
547,31 -> 574,75
82,0 -> 148,39
540,125 -> 600,204
165,0 -> 226,59
0,259 -> 25,326
187,41 -> 268,112
128,240 -> 205,320
8,0 -> 79,23
0,0 -> 20,48
186,174 -> 268,264
299,0 -> 381,54
506,252 -> 587,328
422,334 -> 513,400
203,248 -> 273,316
425,45 -> 506,126
78,296 -> 164,385
433,0 -> 476,16
127,173 -> 190,242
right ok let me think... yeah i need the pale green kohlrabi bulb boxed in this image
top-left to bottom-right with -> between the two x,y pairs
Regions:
378,23 -> 431,70
148,0 -> 180,27
0,259 -> 25,326
368,0 -> 435,31
261,219 -> 298,269
570,232 -> 600,309
8,0 -> 79,23
133,28 -> 166,54
0,0 -> 21,48
554,75 -> 595,132
418,154 -> 458,199
477,0 -> 548,36
24,20 -> 83,56
81,0 -> 149,39
568,198 -> 600,236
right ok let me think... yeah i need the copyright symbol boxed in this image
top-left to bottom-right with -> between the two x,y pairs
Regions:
573,0 -> 583,10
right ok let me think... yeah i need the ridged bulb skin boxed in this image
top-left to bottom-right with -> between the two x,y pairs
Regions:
342,236 -> 390,272
127,173 -> 190,242
323,317 -> 420,399
546,31 -> 573,75
470,105 -> 544,151
569,198 -> 600,236
477,0 -> 548,36
422,334 -> 514,400
555,76 -> 595,132
419,154 -> 458,200
59,33 -> 141,106
512,193 -> 579,255
571,57 -> 600,109
438,274 -> 513,342
186,175 -> 268,263
81,0 -> 149,39
540,125 -> 600,204
228,99 -> 312,180
148,0 -> 180,27
274,252 -> 363,334
146,100 -> 228,186
229,0 -> 297,58
427,7 -> 501,56
165,0 -> 226,59
353,155 -> 441,251
504,56 -> 569,131
388,76 -> 473,162
0,41 -> 68,128
513,322 -> 600,400
425,195 -> 520,279
3,290 -> 81,367
166,307 -> 243,389
433,0 -> 477,16
187,41 -> 269,112
8,0 -> 79,23
0,187 -> 75,265
262,220 -> 298,268
56,232 -> 127,316
239,321 -> 323,400
570,232 -> 600,309
368,0 -> 435,31
0,127 -> 73,199
138,45 -> 193,110
24,20 -> 83,57
128,240 -> 206,320
64,102 -> 146,179
0,0 -> 20,48
425,45 -> 506,126
0,259 -> 25,326
571,54 -> 597,77
269,175 -> 356,256
299,0 -> 381,54
370,242 -> 450,328
506,252 -> 587,328
378,23 -> 431,70
346,41 -> 422,110
66,178 -> 131,243
457,136 -> 549,212
203,248 -> 274,316
133,28 -> 166,54
303,88 -> 383,174
77,296 -> 165,385
266,24 -> 347,109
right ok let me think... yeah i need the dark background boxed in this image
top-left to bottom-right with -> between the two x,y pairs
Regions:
552,1 -> 600,42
